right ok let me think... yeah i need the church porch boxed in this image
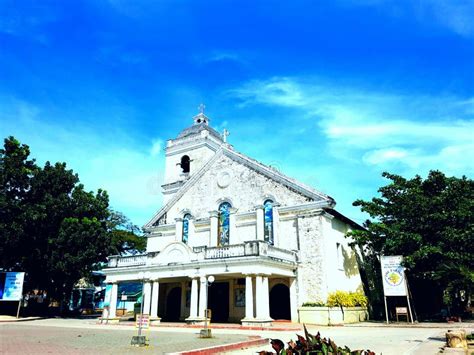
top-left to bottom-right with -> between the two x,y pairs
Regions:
102,244 -> 299,325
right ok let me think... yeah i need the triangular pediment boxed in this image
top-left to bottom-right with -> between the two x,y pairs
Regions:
144,146 -> 334,229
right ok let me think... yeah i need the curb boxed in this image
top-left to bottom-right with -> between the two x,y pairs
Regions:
166,337 -> 270,355
0,317 -> 44,323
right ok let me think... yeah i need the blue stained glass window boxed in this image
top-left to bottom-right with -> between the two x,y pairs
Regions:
182,214 -> 191,244
264,200 -> 274,245
218,202 -> 231,246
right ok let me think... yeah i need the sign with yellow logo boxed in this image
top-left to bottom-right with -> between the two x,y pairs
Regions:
381,255 -> 407,296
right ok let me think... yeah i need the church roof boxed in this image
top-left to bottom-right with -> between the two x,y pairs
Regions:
177,122 -> 223,141
144,144 -> 336,229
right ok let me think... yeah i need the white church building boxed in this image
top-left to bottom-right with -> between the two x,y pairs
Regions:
103,110 -> 364,325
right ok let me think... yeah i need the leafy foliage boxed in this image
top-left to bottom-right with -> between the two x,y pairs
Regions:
0,136 -> 145,305
349,171 -> 474,313
259,325 -> 375,354
302,291 -> 367,308
326,291 -> 368,308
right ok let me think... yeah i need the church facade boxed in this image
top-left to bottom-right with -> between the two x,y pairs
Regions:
102,111 -> 363,325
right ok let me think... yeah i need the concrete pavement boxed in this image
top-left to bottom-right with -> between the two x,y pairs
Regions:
0,317 -> 472,354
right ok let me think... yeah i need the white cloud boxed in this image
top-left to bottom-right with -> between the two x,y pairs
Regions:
337,0 -> 474,37
229,77 -> 474,177
228,78 -> 309,107
363,147 -> 408,165
0,97 -> 164,226
194,50 -> 247,66
150,139 -> 163,157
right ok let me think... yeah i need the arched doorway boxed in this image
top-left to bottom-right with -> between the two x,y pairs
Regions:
165,287 -> 182,321
270,283 -> 291,320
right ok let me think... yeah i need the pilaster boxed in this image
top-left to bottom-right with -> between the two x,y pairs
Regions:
175,218 -> 183,242
229,208 -> 238,244
209,211 -> 218,247
256,206 -> 264,241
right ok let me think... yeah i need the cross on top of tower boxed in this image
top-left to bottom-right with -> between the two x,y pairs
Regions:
193,103 -> 209,125
198,103 -> 206,114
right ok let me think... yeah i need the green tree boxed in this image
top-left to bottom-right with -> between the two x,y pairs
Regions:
108,210 -> 146,255
349,171 -> 474,316
0,136 -> 145,308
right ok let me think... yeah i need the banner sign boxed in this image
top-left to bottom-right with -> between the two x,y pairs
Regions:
135,314 -> 149,329
381,255 -> 407,296
103,284 -> 113,307
0,272 -> 25,301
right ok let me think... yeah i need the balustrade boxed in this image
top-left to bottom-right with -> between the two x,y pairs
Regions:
107,241 -> 297,268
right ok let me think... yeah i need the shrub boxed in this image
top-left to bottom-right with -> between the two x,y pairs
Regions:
326,291 -> 367,308
260,325 -> 375,354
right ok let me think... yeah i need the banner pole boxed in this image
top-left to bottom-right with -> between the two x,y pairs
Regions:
16,299 -> 21,319
405,283 -> 414,324
384,296 -> 389,324
406,278 -> 418,322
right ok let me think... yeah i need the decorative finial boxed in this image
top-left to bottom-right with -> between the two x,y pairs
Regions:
222,128 -> 230,143
198,103 -> 206,114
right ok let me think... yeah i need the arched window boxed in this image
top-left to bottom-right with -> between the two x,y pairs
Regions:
263,200 -> 274,245
181,155 -> 190,173
182,214 -> 191,244
218,202 -> 231,246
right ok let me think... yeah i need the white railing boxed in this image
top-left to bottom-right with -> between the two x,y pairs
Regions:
205,244 -> 246,259
107,241 -> 297,268
203,241 -> 297,263
267,245 -> 298,262
107,254 -> 146,268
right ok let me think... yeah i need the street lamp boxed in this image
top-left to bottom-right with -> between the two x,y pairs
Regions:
200,275 -> 214,338
131,271 -> 150,347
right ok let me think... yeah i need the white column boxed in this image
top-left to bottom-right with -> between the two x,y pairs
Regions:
256,206 -> 264,241
151,280 -> 159,318
175,218 -> 183,242
143,281 -> 152,315
262,276 -> 271,319
289,278 -> 298,322
109,283 -> 118,318
198,276 -> 207,318
209,211 -> 218,247
229,208 -> 237,245
255,275 -> 263,318
189,278 -> 199,318
245,275 -> 254,319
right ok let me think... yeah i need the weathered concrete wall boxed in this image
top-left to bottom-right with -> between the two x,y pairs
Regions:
166,155 -> 310,222
296,214 -> 328,305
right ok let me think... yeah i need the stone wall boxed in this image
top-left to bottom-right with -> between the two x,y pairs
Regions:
167,154 -> 311,221
296,214 -> 328,304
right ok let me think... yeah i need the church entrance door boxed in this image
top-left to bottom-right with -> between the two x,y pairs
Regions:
270,284 -> 291,320
165,287 -> 182,321
208,282 -> 229,323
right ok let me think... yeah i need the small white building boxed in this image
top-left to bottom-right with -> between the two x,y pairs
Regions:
103,110 -> 364,325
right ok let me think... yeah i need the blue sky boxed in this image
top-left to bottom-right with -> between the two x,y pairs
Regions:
1,0 -> 473,226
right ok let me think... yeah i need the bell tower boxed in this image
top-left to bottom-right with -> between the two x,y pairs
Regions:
161,106 -> 225,203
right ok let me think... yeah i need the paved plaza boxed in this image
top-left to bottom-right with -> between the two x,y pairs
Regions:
0,318 -> 472,354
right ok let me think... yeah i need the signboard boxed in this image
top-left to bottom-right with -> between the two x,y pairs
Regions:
103,284 -> 113,307
381,255 -> 407,296
0,272 -> 25,301
135,314 -> 149,329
